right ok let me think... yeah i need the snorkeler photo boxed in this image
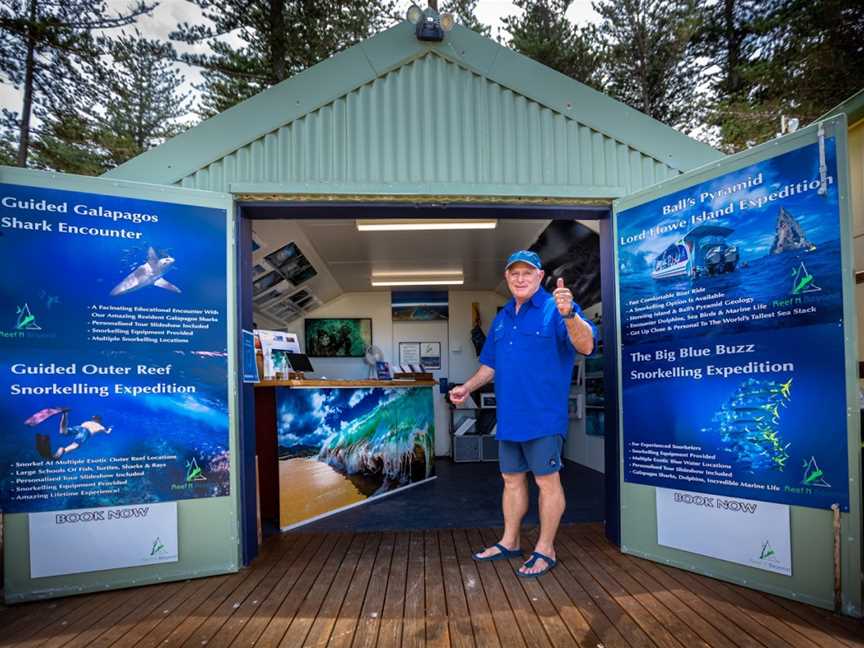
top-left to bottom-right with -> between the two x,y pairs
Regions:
26,407 -> 112,460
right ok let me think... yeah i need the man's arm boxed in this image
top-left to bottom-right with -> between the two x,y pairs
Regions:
564,316 -> 595,356
449,365 -> 495,404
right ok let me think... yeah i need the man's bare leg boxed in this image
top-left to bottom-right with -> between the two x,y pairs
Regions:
519,471 -> 565,575
475,471 -> 529,558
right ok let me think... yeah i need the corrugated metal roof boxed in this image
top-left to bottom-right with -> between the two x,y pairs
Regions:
177,53 -> 676,196
106,22 -> 722,198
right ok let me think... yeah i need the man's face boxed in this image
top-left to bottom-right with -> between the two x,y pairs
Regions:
505,262 -> 544,301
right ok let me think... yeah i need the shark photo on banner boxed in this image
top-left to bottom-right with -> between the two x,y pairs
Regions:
0,183 -> 230,513
616,139 -> 850,510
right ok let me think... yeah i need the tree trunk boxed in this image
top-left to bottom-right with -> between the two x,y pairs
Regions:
16,0 -> 38,167
270,0 -> 286,82
724,0 -> 742,96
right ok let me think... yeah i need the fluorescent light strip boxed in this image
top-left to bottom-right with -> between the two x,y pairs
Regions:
371,279 -> 464,287
357,219 -> 497,231
372,270 -> 463,277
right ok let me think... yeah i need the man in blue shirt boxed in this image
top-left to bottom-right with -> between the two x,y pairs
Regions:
449,250 -> 596,577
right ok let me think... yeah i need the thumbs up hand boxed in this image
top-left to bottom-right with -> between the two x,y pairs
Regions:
552,277 -> 574,317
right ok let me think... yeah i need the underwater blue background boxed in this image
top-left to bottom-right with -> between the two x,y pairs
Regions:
622,325 -> 849,510
0,184 -> 229,513
617,141 -> 851,510
617,140 -> 843,346
0,183 -> 228,351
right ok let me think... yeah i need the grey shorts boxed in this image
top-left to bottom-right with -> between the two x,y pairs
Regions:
499,436 -> 564,475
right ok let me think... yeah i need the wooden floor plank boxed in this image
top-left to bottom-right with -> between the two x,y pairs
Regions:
1,523 -> 861,648
477,527 -> 552,648
523,529 -> 633,648
579,530 -> 765,648
438,530 -> 477,648
377,532 -> 410,648
648,558 -> 805,647
181,533 -> 318,648
302,534 -> 368,648
564,529 -> 716,648
280,533 -> 357,648
231,533 -> 338,647
451,529 -> 503,648
553,531 -> 660,648
401,531 -> 426,648
463,529 -> 527,648
325,533 -> 382,648
351,532 -> 397,648
423,530 -> 452,648
515,528 -> 599,648
156,533 -> 296,647
110,577 -> 212,647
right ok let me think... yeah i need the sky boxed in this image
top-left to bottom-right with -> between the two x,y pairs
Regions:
0,0 -> 600,118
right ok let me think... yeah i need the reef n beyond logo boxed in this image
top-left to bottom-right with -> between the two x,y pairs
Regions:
172,457 -> 207,491
1,302 -> 55,341
758,540 -> 779,563
150,536 -> 165,556
791,262 -> 821,295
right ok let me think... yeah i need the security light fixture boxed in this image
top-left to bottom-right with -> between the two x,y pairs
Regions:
406,3 -> 455,42
356,219 -> 497,231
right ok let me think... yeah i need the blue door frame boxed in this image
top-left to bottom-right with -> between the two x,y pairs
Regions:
234,201 -> 621,565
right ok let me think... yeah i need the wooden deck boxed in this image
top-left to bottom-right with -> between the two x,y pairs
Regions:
1,523 -> 862,647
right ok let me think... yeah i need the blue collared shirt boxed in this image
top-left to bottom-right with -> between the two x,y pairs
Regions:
478,288 -> 596,442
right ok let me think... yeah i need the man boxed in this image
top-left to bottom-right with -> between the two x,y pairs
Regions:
449,250 -> 596,578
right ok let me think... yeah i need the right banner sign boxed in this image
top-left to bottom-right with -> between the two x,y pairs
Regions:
617,135 -> 849,511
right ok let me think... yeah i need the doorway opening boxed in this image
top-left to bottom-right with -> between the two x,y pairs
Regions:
234,201 -> 619,565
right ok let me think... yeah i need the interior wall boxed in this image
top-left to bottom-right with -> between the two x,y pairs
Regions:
447,290 -> 509,382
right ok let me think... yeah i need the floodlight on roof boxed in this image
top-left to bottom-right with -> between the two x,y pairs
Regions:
406,3 -> 423,25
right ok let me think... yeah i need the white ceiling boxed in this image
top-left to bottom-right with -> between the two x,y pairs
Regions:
251,217 -> 557,325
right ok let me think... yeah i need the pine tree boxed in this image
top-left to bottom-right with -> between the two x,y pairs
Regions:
96,31 -> 191,169
0,0 -> 153,167
172,0 -> 397,119
593,0 -> 703,131
502,0 -> 602,90
706,0 -> 864,151
441,0 -> 490,37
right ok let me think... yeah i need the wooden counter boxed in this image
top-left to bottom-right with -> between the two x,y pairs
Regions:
255,379 -> 435,388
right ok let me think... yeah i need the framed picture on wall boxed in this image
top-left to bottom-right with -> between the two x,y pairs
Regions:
304,318 -> 372,357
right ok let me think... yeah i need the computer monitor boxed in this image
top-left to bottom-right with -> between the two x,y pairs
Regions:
286,352 -> 315,373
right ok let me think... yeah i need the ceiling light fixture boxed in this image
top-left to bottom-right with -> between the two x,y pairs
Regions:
372,270 -> 463,277
356,219 -> 497,232
371,278 -> 464,287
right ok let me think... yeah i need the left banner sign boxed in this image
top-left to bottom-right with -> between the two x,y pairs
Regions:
0,183 -> 230,513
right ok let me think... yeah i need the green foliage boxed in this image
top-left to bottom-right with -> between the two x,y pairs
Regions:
593,0 -> 703,132
701,0 -> 864,151
0,0 -> 153,167
503,0 -> 603,90
172,0 -> 398,118
96,31 -> 191,169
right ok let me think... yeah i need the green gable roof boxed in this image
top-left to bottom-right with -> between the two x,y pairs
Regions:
105,21 -> 721,197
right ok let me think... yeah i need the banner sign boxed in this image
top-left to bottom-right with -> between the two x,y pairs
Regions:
656,488 -> 791,576
617,139 -> 849,510
0,183 -> 230,513
29,501 -> 178,577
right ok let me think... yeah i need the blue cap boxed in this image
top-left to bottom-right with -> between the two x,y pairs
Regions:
505,250 -> 542,270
